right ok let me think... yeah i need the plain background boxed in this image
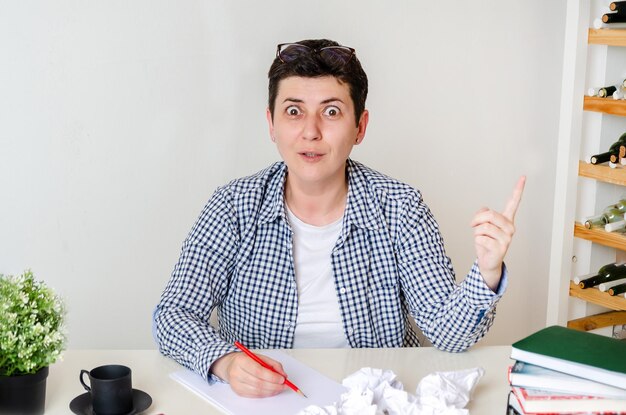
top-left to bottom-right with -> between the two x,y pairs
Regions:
0,1 -> 565,349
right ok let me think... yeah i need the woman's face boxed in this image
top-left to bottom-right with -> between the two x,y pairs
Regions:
267,75 -> 368,191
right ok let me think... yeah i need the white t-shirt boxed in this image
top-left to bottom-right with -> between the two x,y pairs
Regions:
286,206 -> 349,348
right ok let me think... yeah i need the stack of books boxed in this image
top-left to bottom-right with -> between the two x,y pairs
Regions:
506,325 -> 626,414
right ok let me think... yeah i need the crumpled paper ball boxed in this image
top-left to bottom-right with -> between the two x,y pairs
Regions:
415,367 -> 485,410
297,366 -> 484,415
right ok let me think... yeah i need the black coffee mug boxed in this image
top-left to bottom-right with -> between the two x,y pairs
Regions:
79,364 -> 133,415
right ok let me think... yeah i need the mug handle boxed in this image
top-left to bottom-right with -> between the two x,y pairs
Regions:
79,370 -> 91,392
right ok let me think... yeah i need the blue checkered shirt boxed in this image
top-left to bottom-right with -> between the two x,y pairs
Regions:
154,159 -> 506,382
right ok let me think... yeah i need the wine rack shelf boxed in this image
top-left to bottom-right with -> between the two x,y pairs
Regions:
574,222 -> 626,251
569,281 -> 626,311
588,28 -> 626,47
567,309 -> 626,331
583,96 -> 626,117
578,160 -> 626,186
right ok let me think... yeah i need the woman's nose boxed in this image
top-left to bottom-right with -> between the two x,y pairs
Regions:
301,115 -> 321,141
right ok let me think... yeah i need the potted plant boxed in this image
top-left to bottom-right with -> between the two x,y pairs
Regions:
0,270 -> 66,415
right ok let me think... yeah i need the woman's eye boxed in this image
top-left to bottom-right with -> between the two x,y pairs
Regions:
286,106 -> 301,116
323,106 -> 340,117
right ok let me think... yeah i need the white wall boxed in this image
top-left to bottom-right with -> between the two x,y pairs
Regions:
0,1 -> 566,348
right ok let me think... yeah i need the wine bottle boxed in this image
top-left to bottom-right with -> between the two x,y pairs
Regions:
584,213 -> 607,229
617,139 -> 626,164
613,198 -> 626,213
599,277 -> 626,292
584,204 -> 626,229
572,271 -> 596,285
590,133 -> 626,164
578,262 -> 626,289
610,1 -> 626,12
598,85 -> 618,97
611,132 -> 626,163
604,203 -> 626,231
590,150 -> 614,165
590,141 -> 621,164
606,207 -> 624,222
608,283 -> 626,296
619,145 -> 626,164
602,13 -> 626,24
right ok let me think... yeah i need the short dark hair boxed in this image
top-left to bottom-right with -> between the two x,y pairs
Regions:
268,39 -> 368,127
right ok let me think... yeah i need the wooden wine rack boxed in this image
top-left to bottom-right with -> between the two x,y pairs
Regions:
573,30 -> 626,329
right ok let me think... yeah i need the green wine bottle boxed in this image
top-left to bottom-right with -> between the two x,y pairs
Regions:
584,213 -> 607,229
584,213 -> 608,229
608,283 -> 626,296
598,85 -> 618,97
590,132 -> 626,164
612,133 -> 626,163
599,277 -> 626,292
584,207 -> 625,229
603,13 -> 626,24
610,1 -> 626,12
613,198 -> 626,212
605,207 -> 623,222
607,200 -> 626,231
579,262 -> 626,289
573,271 -> 596,285
591,141 -> 622,164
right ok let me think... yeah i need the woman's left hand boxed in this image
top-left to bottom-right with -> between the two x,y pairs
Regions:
470,176 -> 526,291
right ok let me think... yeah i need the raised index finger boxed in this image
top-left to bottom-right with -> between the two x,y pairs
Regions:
503,175 -> 526,221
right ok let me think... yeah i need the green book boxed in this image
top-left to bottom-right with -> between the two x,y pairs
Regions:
510,325 -> 626,390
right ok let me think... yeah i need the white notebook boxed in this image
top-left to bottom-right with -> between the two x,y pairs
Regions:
169,350 -> 347,415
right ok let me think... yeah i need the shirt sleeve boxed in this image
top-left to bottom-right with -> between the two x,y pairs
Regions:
395,190 -> 506,352
153,187 -> 239,382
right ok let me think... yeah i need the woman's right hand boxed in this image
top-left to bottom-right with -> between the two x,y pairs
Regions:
210,352 -> 288,398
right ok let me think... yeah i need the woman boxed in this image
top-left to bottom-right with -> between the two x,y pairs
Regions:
154,39 -> 525,398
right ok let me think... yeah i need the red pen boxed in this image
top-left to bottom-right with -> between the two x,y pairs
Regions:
234,341 -> 308,398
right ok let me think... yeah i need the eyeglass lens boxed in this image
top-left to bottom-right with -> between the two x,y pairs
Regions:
278,44 -> 354,66
319,47 -> 354,66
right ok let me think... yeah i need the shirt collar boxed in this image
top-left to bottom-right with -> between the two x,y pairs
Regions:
344,159 -> 382,231
258,162 -> 288,225
257,159 -> 381,231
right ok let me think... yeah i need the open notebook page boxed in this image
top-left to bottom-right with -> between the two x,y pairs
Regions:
169,349 -> 347,415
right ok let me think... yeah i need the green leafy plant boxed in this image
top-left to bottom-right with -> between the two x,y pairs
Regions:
0,270 -> 66,376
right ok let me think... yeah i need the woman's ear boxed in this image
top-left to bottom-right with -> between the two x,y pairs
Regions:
355,109 -> 369,145
266,108 -> 275,142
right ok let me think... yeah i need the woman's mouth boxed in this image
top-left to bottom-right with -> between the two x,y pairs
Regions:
300,152 -> 323,161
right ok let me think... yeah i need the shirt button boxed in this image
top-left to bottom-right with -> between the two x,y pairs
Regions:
347,327 -> 354,335
339,287 -> 347,294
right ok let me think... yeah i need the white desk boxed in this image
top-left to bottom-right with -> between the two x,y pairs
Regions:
46,346 -> 512,414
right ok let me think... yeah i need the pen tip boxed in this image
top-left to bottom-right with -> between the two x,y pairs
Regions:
298,390 -> 308,398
